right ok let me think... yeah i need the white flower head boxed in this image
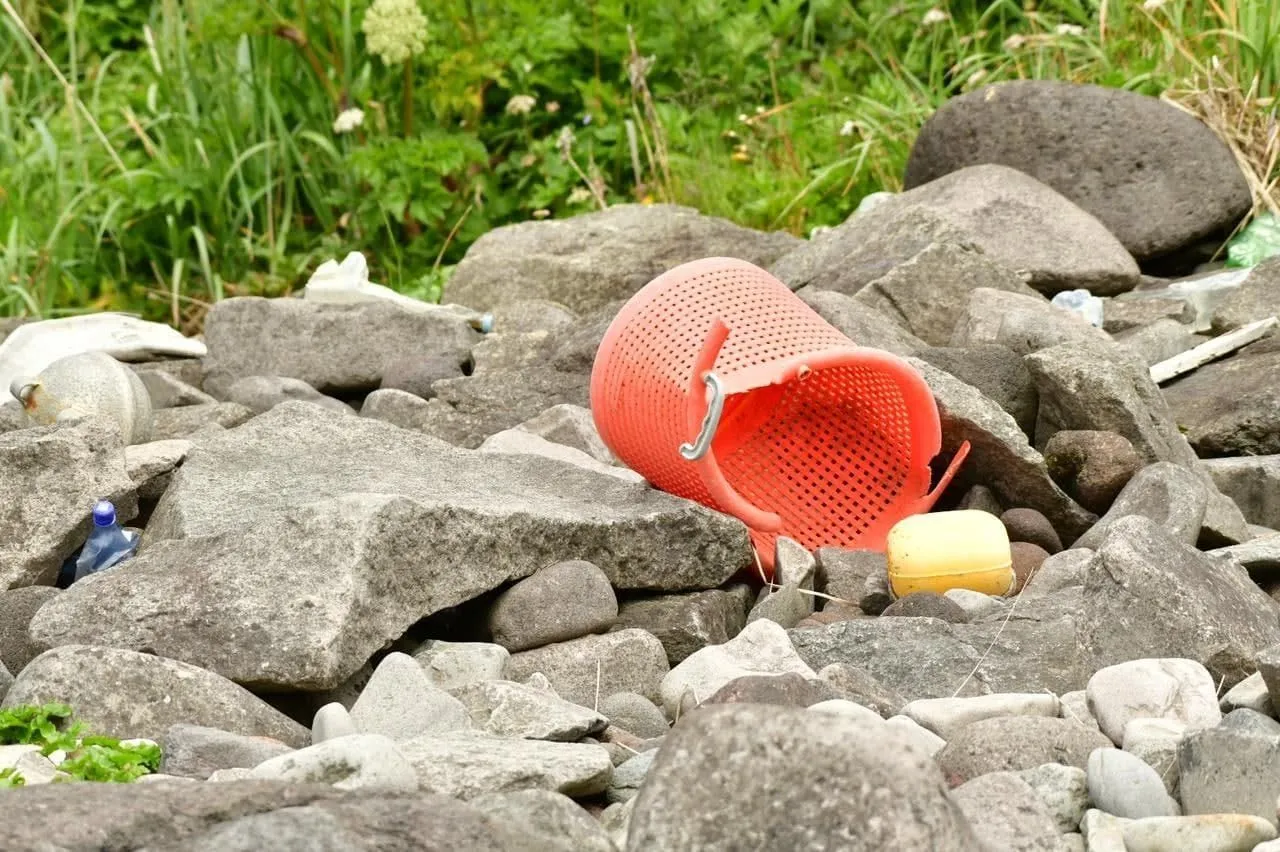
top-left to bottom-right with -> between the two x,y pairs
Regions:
567,186 -> 593,205
332,107 -> 365,134
1055,23 -> 1084,36
1142,0 -> 1166,10
362,0 -> 428,65
966,69 -> 988,88
505,94 -> 537,116
1003,34 -> 1027,51
839,120 -> 855,137
922,7 -> 949,26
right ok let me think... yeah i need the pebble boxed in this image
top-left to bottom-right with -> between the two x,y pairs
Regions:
1060,690 -> 1103,732
902,692 -> 1060,740
597,692 -> 669,738
1086,746 -> 1180,819
1122,717 -> 1185,795
1081,808 -> 1130,852
1087,658 -> 1222,744
1015,763 -> 1089,834
943,588 -> 1006,619
1121,814 -> 1277,852
606,750 -> 656,804
1010,541 -> 1050,593
774,538 -> 817,591
1220,671 -> 1273,716
488,560 -> 619,652
412,640 -> 510,691
349,652 -> 472,740
880,591 -> 968,622
1001,508 -> 1064,554
451,679 -> 608,741
399,731 -> 613,800
311,702 -> 357,744
1044,430 -> 1142,514
248,733 -> 417,792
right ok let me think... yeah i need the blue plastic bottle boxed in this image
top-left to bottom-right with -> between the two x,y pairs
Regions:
72,500 -> 139,582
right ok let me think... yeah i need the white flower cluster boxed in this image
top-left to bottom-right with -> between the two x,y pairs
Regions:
362,0 -> 428,65
332,107 -> 365,134
505,94 -> 537,116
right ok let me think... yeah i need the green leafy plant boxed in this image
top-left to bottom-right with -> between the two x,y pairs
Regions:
0,702 -> 162,785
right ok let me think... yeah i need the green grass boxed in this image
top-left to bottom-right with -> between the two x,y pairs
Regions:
0,0 -> 1277,329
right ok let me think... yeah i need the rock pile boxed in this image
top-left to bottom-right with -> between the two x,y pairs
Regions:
2,80 -> 1280,851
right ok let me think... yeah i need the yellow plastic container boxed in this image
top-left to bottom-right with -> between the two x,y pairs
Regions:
886,510 -> 1014,599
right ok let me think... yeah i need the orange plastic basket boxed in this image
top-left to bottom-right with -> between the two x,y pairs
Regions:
589,257 -> 969,578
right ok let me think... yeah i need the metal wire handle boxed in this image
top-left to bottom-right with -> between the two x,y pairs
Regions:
679,372 -> 724,461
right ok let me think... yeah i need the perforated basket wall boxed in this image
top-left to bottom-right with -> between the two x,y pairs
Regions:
590,257 -> 953,574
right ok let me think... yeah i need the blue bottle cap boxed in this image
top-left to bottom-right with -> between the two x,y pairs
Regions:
92,500 -> 116,527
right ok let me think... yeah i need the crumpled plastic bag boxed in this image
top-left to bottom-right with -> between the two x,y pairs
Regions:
1050,289 -> 1105,328
1226,211 -> 1280,268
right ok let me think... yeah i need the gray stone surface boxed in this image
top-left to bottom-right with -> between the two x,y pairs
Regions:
816,663 -> 907,717
794,287 -> 926,355
248,733 -> 417,792
0,659 -> 10,704
613,586 -> 753,665
226,375 -> 352,415
773,165 -> 1139,296
951,771 -> 1064,852
378,353 -> 466,399
0,420 -> 137,589
903,80 -> 1251,261
1178,709 -> 1280,826
477,429 -> 642,483
28,404 -> 747,691
512,404 -> 616,465
447,203 -> 799,314
412,640 -> 510,691
1074,462 -> 1209,550
626,703 -> 983,851
400,731 -> 613,800
936,716 -> 1114,785
815,549 -> 886,603
1209,256 -> 1280,333
1001,508 -> 1064,554
902,693 -> 1060,741
488,560 -> 619,652
920,344 -> 1039,435
125,438 -> 191,501
1087,746 -> 1179,819
503,629 -> 670,709
1,645 -> 308,747
0,586 -> 60,674
452,680 -> 608,741
138,370 -> 217,409
909,357 -> 1096,542
606,749 -> 655,805
598,692 -> 668,738
1120,814 -> 1277,852
1044,430 -> 1143,515
1220,671 -> 1272,716
745,582 -> 812,628
150,402 -> 255,440
703,672 -> 842,710
1016,763 -> 1089,834
202,296 -> 479,396
160,724 -> 294,781
1205,455 -> 1280,529
349,652 -> 471,741
660,619 -> 816,717
1157,335 -> 1280,457
311,703 -> 357,744
1123,718 -> 1185,796
472,790 -> 618,852
1077,517 -> 1280,690
951,287 -> 1117,357
853,242 -> 1041,346
1086,658 -> 1221,746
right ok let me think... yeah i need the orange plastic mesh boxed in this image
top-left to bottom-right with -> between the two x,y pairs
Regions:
590,257 -> 947,576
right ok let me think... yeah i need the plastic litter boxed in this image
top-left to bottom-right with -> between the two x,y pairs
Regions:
590,256 -> 969,577
1121,268 -> 1250,332
0,314 -> 206,405
1226,211 -> 1280,268
304,251 -> 494,333
10,350 -> 154,445
1050,289 -> 1105,328
885,510 -> 1014,598
69,500 -> 139,584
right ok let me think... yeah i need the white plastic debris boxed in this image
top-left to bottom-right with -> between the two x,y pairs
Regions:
0,314 -> 206,404
1124,268 -> 1250,332
1050,288 -> 1105,327
303,251 -> 493,332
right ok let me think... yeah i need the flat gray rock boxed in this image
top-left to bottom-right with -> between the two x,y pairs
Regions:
904,80 -> 1251,261
951,287 -> 1117,357
1162,336 -> 1280,457
400,731 -> 613,800
150,402 -> 255,441
451,680 -> 608,741
1,645 -> 308,747
936,716 -> 1114,785
488,560 -> 619,652
0,586 -> 60,675
626,703 -> 983,851
28,404 -> 747,691
951,771 -> 1064,852
248,733 -> 417,792
125,438 -> 191,501
1016,763 -> 1089,834
349,652 -> 471,740
613,586 -> 753,666
1178,709 -> 1280,826
1121,814 -> 1276,852
512,403 -> 616,465
1074,462 -> 1209,550
472,790 -> 618,852
160,724 -> 294,781
1077,517 -> 1280,690
412,640 -> 510,691
1205,455 -> 1280,530
226,375 -> 352,415
1210,257 -> 1280,332
446,203 -> 799,315
0,420 -> 137,589
503,629 -> 670,709
203,297 -> 478,396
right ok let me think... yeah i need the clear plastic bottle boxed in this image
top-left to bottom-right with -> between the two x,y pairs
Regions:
73,500 -> 139,582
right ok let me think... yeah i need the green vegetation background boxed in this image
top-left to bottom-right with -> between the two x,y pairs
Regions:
1,0 -> 1276,328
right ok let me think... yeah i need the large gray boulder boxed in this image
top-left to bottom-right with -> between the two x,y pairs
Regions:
1163,336 -> 1280,457
27,403 -> 750,691
1077,517 -> 1280,690
794,287 -> 926,355
772,164 -> 1139,297
951,287 -> 1116,357
446,204 -> 799,314
1,646 -> 308,746
1204,455 -> 1280,529
626,703 -> 983,851
202,297 -> 479,397
0,419 -> 137,589
903,80 -> 1251,261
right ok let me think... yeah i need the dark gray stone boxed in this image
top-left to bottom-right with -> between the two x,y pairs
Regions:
1077,517 -> 1280,690
1210,256 -> 1280,333
1205,456 -> 1280,529
1163,337 -> 1280,457
472,790 -> 617,852
2,645 -> 309,747
794,287 -> 926,355
488,561 -> 618,652
161,724 -> 295,780
919,344 -> 1038,435
703,672 -> 843,708
959,484 -> 1004,515
1045,430 -> 1143,514
1105,296 -> 1195,334
379,353 -> 466,400
937,716 -> 1114,785
1073,462 -> 1209,550
487,299 -> 580,335
816,663 -> 907,717
881,592 -> 969,623
514,404 -> 616,465
815,549 -> 886,604
0,586 -> 59,674
614,587 -> 753,665
626,703 -> 984,851
1001,508 -> 1063,554
226,375 -> 352,415
904,80 -> 1251,261
150,402 -> 255,440
503,629 -> 670,709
